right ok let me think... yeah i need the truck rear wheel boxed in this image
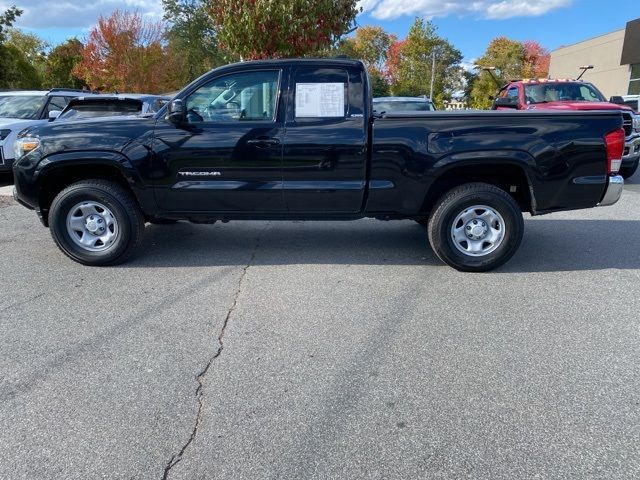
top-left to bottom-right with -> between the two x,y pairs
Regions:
49,179 -> 145,266
427,183 -> 524,272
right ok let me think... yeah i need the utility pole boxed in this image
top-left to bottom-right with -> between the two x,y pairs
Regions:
429,50 -> 436,100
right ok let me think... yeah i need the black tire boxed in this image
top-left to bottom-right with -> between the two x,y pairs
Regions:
427,182 -> 524,272
620,162 -> 638,179
49,179 -> 145,266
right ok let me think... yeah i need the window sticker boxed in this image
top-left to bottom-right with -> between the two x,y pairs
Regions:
295,83 -> 345,117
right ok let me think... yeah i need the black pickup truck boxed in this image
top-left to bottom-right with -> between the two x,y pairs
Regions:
12,59 -> 625,271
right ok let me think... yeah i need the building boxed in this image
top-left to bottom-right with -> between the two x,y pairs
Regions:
549,18 -> 640,98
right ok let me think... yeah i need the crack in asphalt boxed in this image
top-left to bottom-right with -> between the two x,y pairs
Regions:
161,226 -> 266,479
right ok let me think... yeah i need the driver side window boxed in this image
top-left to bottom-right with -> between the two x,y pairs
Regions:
185,70 -> 280,123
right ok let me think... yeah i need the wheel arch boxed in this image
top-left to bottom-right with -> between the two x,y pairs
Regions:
421,151 -> 537,216
35,151 -> 145,226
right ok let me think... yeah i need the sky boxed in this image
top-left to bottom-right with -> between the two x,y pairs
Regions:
3,0 -> 639,66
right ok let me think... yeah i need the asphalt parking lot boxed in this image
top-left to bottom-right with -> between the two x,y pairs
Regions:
1,171 -> 639,479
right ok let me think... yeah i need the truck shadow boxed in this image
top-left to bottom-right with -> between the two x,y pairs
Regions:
122,219 -> 640,273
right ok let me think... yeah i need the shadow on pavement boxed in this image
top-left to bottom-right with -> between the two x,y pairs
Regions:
121,219 -> 640,273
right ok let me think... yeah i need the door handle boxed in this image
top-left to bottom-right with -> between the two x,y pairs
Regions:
247,137 -> 280,147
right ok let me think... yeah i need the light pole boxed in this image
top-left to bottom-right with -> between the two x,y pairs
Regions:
429,50 -> 435,100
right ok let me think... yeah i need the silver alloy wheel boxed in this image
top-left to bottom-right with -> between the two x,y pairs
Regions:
450,204 -> 505,257
66,201 -> 119,252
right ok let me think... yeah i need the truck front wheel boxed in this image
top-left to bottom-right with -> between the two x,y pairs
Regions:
49,179 -> 145,266
427,183 -> 524,272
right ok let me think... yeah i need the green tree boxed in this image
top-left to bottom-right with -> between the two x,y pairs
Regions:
163,0 -> 229,85
470,37 -> 526,109
0,5 -> 21,43
6,28 -> 48,85
206,0 -> 360,59
388,18 -> 462,108
44,38 -> 85,88
334,25 -> 394,97
0,6 -> 42,89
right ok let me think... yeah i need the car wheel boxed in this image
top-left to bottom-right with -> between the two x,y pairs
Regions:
49,179 -> 145,266
427,182 -> 524,272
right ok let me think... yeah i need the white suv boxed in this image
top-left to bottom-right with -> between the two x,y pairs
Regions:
0,89 -> 94,173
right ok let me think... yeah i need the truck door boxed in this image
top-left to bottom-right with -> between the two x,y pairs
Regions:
282,65 -> 367,213
152,69 -> 286,212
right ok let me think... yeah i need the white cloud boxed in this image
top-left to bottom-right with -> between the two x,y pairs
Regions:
0,1 -> 163,30
359,0 -> 571,20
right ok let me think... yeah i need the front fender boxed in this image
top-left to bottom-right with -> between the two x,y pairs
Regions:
34,150 -> 143,187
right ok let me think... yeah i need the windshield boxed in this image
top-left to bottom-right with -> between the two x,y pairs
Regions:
374,101 -> 435,112
524,83 -> 606,104
58,101 -> 142,120
0,95 -> 47,119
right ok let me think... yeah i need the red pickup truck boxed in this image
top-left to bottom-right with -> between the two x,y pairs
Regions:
493,79 -> 640,178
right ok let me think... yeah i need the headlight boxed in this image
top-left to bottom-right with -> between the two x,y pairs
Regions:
633,114 -> 640,133
0,129 -> 10,141
13,136 -> 40,160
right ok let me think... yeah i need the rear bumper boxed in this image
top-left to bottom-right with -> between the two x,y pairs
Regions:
599,175 -> 624,207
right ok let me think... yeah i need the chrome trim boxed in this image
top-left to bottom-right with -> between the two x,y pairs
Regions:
623,135 -> 640,161
599,175 -> 624,207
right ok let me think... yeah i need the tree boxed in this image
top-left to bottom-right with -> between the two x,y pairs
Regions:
469,37 -> 551,109
44,39 -> 85,88
335,25 -> 394,96
73,10 -> 180,93
0,6 -> 41,89
386,18 -> 462,108
163,0 -> 230,85
522,40 -> 550,79
6,28 -> 48,85
206,0 -> 360,59
339,26 -> 394,72
0,5 -> 21,43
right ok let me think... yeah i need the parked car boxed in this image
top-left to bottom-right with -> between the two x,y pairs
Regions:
12,59 -> 625,271
492,79 -> 640,178
54,95 -> 171,121
621,95 -> 639,112
373,96 -> 436,112
0,89 -> 96,173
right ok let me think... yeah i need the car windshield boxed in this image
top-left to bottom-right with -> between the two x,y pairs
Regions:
58,101 -> 142,120
0,95 -> 46,119
374,101 -> 434,112
524,83 -> 606,104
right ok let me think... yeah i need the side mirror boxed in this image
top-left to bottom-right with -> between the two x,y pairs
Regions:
167,99 -> 186,124
610,96 -> 625,105
48,110 -> 61,121
492,96 -> 519,110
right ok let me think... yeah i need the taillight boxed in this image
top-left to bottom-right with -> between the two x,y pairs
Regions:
604,128 -> 625,174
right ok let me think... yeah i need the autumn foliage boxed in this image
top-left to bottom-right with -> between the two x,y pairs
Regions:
206,0 -> 360,59
73,10 -> 179,93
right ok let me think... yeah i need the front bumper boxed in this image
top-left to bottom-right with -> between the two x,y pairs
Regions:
623,135 -> 640,166
0,147 -> 13,172
599,175 -> 624,206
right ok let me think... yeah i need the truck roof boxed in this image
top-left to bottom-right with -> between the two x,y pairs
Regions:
221,58 -> 365,68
